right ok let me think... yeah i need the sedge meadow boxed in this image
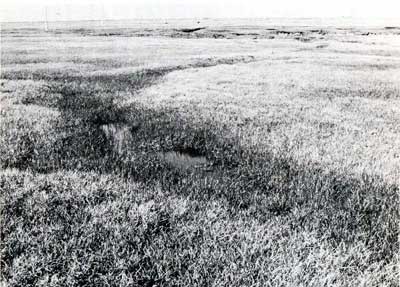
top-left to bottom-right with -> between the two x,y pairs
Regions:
0,18 -> 399,286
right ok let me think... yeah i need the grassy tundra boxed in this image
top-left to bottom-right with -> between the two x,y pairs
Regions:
0,20 -> 399,286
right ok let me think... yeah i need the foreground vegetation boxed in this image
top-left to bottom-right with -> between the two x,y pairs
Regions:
1,22 -> 399,286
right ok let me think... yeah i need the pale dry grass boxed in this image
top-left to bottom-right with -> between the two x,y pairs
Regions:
135,48 -> 400,185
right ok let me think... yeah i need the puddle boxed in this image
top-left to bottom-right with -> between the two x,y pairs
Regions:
159,151 -> 209,170
101,123 -> 209,170
100,123 -> 133,154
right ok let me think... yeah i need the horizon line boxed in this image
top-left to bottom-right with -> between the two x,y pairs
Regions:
2,16 -> 399,24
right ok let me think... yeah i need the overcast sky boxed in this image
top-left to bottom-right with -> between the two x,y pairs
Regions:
1,0 -> 400,22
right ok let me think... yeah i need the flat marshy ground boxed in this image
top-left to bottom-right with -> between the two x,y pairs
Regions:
1,20 -> 399,286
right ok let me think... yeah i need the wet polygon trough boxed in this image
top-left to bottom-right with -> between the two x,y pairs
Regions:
100,123 -> 133,154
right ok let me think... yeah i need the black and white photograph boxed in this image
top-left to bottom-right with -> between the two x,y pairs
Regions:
0,0 -> 399,286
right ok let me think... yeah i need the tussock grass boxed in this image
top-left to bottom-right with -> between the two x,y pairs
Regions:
2,170 -> 397,286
